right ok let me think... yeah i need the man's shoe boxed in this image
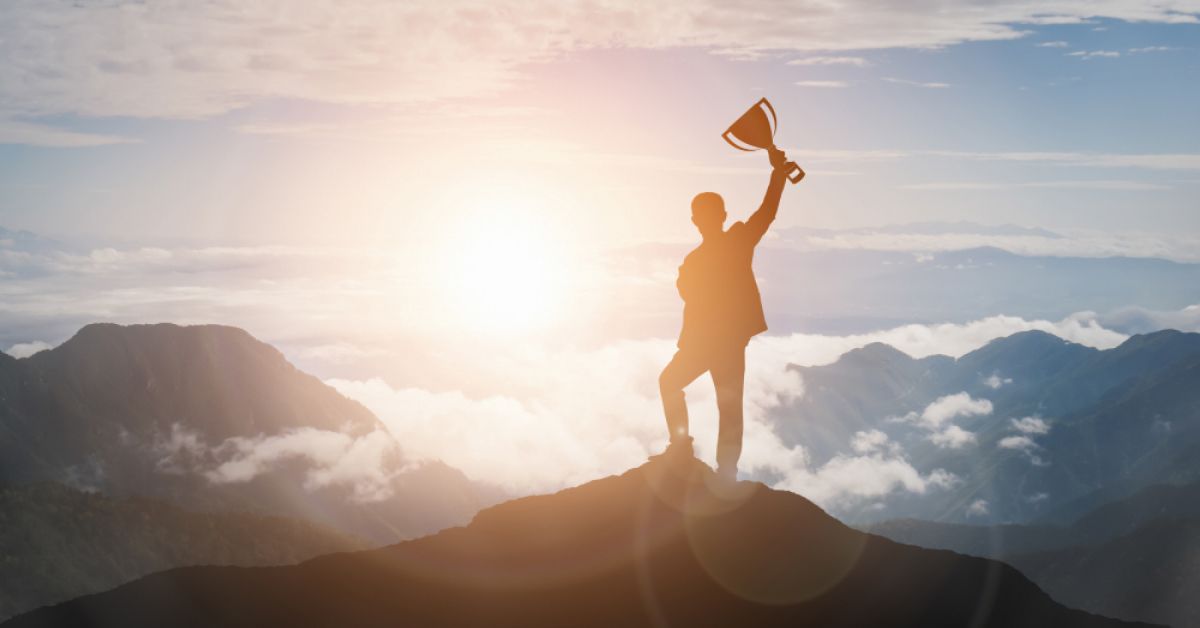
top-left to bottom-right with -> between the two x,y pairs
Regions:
650,436 -> 694,464
716,465 -> 738,484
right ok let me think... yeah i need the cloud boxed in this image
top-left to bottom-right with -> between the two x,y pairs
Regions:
2,0 -> 1197,142
1067,50 -> 1122,59
984,374 -> 1012,389
883,77 -> 951,88
851,429 -> 890,454
328,337 -> 962,508
998,415 -> 1051,465
793,148 -> 1200,172
901,180 -> 1169,191
1097,304 -> 1200,334
776,454 -> 958,507
930,425 -> 978,449
796,80 -> 850,88
913,393 -> 994,429
998,435 -> 1036,451
1011,416 -> 1050,435
1128,46 -> 1176,53
783,227 -> 1200,262
4,340 -> 51,358
1037,41 -> 1070,48
787,56 -> 870,67
0,119 -> 134,147
894,392 -> 991,449
155,424 -> 406,503
967,499 -> 990,516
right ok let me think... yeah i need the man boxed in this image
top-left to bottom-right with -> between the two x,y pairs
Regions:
658,146 -> 794,480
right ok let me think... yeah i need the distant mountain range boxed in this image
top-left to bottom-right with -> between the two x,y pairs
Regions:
868,480 -> 1200,627
2,459 -> 1152,628
0,323 -> 498,544
754,246 -> 1200,334
611,239 -> 1200,337
773,329 -> 1200,526
0,482 -> 365,622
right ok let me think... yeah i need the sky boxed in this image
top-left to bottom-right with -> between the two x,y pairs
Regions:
2,0 -> 1199,507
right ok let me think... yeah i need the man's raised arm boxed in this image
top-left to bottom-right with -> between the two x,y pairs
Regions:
745,147 -> 792,244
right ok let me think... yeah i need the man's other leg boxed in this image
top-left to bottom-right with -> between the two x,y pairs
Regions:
659,348 -> 709,444
711,345 -> 747,477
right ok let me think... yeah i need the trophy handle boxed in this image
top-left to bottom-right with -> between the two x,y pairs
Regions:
785,162 -> 805,184
722,130 -> 757,152
759,98 -> 778,138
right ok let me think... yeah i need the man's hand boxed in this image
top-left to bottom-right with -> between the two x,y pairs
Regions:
768,146 -> 788,172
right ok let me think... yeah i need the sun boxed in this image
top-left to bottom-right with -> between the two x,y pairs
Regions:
439,205 -> 573,335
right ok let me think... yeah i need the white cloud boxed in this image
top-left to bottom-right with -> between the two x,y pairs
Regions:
3,1 -> 1197,142
967,499 -> 990,516
884,77 -> 951,88
1128,46 -> 1176,53
930,425 -> 978,449
894,393 -> 991,449
1067,50 -> 1121,59
796,80 -> 850,88
1037,41 -> 1070,48
329,338 -> 962,508
1098,304 -> 1200,334
4,340 -> 51,358
1011,416 -> 1050,434
785,228 -> 1200,262
787,56 -> 870,67
0,120 -> 134,147
915,393 -> 993,429
851,429 -> 890,454
901,180 -> 1169,191
984,374 -> 1013,389
776,455 -> 958,507
998,435 -> 1036,451
201,427 -> 404,503
793,148 -> 1200,172
1027,492 -> 1050,503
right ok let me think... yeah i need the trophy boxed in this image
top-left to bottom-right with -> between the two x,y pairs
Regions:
722,98 -> 805,183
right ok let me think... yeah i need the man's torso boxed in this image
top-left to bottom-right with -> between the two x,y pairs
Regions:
676,221 -> 767,350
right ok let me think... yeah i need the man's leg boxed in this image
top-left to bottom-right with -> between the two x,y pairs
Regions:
711,344 -> 746,477
659,348 -> 709,445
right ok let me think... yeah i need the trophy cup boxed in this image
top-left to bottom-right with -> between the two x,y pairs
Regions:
722,98 -> 805,183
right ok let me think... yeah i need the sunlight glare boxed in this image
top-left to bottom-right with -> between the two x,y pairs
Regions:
440,201 -> 574,336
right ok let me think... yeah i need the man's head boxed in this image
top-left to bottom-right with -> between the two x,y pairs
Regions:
691,192 -> 726,238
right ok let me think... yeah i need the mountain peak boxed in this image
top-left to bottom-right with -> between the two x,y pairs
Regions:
58,322 -> 269,358
6,458 -> 1148,628
2,322 -> 381,478
839,342 -> 914,366
1113,328 -> 1189,351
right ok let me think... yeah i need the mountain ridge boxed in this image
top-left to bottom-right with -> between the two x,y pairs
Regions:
3,458 -> 1154,628
0,322 -> 494,544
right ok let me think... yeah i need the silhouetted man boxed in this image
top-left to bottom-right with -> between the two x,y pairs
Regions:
659,146 -> 793,481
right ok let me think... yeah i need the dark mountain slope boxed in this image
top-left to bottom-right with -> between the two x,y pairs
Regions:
867,480 -> 1200,626
0,323 -> 378,482
867,479 -> 1200,559
0,323 -> 494,543
774,330 -> 1200,525
6,459 -> 1152,628
0,482 -> 365,622
1009,517 -> 1200,628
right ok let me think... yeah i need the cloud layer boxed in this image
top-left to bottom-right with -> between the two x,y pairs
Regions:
2,1 -> 1199,143
326,311 -> 1135,505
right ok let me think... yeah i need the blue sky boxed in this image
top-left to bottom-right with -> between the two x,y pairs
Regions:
0,2 -> 1197,246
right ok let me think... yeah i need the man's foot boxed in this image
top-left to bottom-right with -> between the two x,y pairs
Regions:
650,436 -> 694,464
716,465 -> 737,484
